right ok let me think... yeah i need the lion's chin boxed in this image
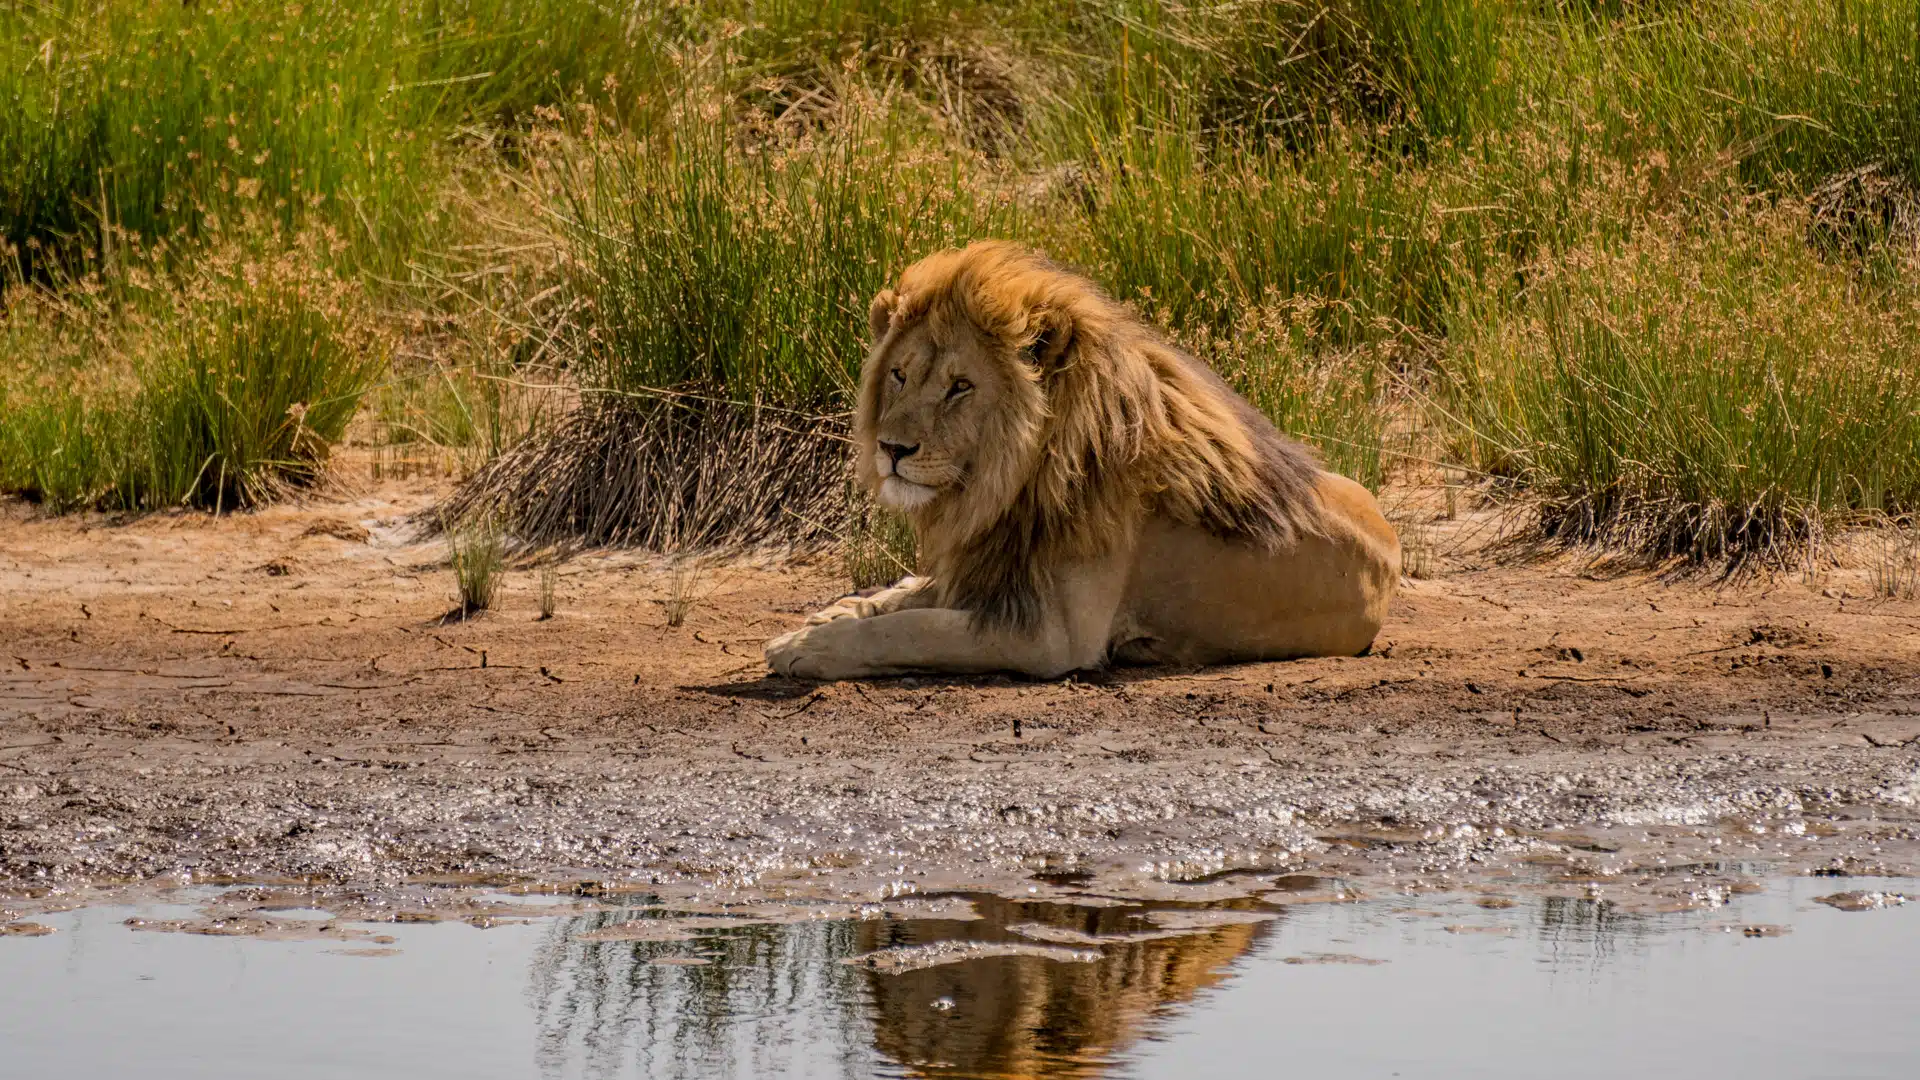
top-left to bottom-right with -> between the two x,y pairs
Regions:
878,476 -> 939,511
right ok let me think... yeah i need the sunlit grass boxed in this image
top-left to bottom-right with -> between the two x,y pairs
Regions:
1440,212 -> 1920,562
0,0 -> 1915,567
0,0 -> 667,277
0,254 -> 383,511
561,105 -> 1015,407
447,516 -> 506,616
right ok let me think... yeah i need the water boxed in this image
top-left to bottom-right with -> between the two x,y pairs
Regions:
2,878 -> 1915,1079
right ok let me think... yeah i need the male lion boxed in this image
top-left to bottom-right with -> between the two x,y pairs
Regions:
765,241 -> 1399,680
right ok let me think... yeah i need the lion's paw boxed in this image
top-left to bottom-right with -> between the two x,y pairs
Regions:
764,628 -> 804,674
766,623 -> 877,681
765,626 -> 832,679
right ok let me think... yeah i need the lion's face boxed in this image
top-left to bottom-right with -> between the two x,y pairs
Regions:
859,315 -> 1021,513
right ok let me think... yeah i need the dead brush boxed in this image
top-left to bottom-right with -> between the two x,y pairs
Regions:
1397,517 -> 1437,580
433,398 -> 849,552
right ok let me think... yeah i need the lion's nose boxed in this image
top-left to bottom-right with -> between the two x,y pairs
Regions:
878,441 -> 919,466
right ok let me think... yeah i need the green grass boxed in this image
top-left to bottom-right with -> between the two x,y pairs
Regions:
1058,131 -> 1500,340
1052,0 -> 1512,153
562,109 -> 1014,407
1581,0 -> 1920,192
0,0 -> 667,277
0,258 -> 383,511
130,269 -> 381,509
0,384 -> 123,512
1441,213 -> 1920,561
844,497 -> 919,589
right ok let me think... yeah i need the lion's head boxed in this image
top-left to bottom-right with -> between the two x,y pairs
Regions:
855,241 -> 1323,628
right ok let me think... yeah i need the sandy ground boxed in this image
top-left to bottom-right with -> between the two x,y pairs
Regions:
3,477 -> 1918,910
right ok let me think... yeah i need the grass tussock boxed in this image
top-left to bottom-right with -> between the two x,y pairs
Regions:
1442,211 -> 1920,563
564,108 -> 1012,406
658,560 -> 710,629
537,562 -> 560,621
1871,527 -> 1920,601
844,497 -> 918,590
452,107 -> 1012,547
0,253 -> 383,511
448,517 -> 506,616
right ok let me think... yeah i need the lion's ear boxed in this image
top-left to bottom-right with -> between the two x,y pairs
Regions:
1022,307 -> 1076,371
868,289 -> 898,343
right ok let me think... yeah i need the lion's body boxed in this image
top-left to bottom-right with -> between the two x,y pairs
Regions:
1112,473 -> 1400,664
765,242 -> 1399,680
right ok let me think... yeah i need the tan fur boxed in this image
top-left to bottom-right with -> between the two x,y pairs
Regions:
766,241 -> 1399,679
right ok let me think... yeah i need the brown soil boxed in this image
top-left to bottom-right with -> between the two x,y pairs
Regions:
3,478 -> 1918,904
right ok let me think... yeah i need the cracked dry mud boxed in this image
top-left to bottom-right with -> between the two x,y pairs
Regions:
3,478 -> 1918,912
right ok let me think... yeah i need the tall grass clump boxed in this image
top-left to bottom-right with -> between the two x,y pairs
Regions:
844,497 -> 918,589
447,517 -> 506,616
1064,132 -> 1497,341
126,265 -> 381,510
0,383 -> 127,512
0,255 -> 383,511
1442,212 -> 1920,563
567,108 -> 1013,406
0,0 -> 667,277
1871,527 -> 1920,601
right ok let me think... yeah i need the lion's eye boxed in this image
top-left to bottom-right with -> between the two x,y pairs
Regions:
946,378 -> 973,400
890,367 -> 906,385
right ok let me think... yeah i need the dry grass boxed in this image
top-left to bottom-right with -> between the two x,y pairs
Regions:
1440,212 -> 1920,565
657,560 -> 710,629
434,398 -> 849,552
1870,526 -> 1920,601
843,496 -> 918,590
1397,518 -> 1437,581
537,562 -> 560,621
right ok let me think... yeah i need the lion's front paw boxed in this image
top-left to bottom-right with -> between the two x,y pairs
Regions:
764,628 -> 806,675
765,625 -> 835,679
765,622 -> 878,680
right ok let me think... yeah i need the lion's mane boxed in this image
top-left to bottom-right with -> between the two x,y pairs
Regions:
856,241 -> 1324,631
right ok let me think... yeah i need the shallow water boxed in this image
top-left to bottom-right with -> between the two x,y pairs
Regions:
2,877 -> 1916,1079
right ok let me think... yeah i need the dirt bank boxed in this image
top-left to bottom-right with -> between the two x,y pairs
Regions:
3,479 -> 1918,908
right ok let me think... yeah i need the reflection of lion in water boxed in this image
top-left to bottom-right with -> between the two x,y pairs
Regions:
858,895 -> 1271,1079
766,241 -> 1399,680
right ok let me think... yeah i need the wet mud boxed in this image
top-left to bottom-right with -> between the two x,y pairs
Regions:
2,480 -> 1918,911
